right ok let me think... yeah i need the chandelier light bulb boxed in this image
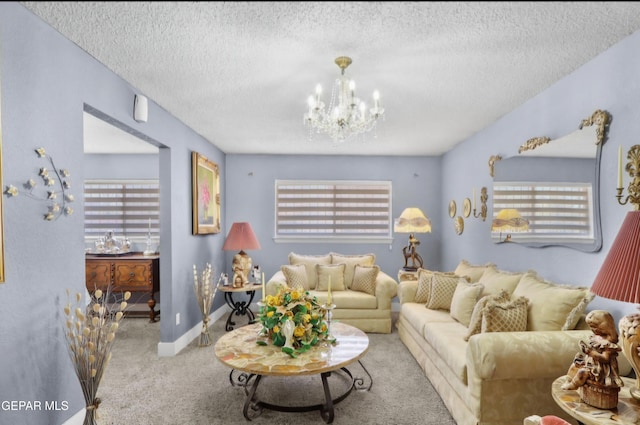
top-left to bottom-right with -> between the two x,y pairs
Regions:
304,56 -> 384,143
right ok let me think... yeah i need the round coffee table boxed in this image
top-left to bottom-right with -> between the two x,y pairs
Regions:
215,322 -> 371,424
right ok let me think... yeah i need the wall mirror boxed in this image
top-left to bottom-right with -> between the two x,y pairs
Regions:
491,109 -> 610,252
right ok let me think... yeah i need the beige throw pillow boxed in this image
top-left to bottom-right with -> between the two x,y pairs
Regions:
481,296 -> 529,333
316,264 -> 346,291
465,290 -> 511,341
478,266 -> 524,297
427,273 -> 466,311
415,268 -> 434,303
288,252 -> 332,290
330,253 -> 375,288
449,281 -> 484,326
351,265 -> 379,295
454,260 -> 495,283
513,272 -> 595,331
281,264 -> 309,291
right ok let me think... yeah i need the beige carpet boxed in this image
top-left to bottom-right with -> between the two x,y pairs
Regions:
96,313 -> 456,425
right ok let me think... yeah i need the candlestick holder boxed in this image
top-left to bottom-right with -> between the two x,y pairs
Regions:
322,303 -> 336,339
472,187 -> 488,221
617,145 -> 640,210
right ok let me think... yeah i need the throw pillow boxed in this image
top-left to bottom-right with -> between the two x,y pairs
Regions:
330,253 -> 375,288
414,268 -> 434,303
465,290 -> 511,341
281,264 -> 309,291
478,265 -> 524,297
449,281 -> 484,326
426,273 -> 466,311
454,259 -> 495,283
316,264 -> 346,291
351,265 -> 380,295
513,272 -> 595,331
288,252 -> 332,290
480,296 -> 529,333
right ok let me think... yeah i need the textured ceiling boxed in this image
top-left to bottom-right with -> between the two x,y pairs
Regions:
20,1 -> 640,156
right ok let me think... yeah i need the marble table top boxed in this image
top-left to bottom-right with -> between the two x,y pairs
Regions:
552,375 -> 640,425
214,322 -> 369,376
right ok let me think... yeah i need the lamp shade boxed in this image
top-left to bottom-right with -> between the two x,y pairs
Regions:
394,208 -> 432,233
491,208 -> 529,233
222,222 -> 261,251
591,211 -> 640,303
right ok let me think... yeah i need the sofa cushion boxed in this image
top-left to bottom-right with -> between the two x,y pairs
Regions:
477,265 -> 524,297
316,263 -> 346,291
427,273 -> 467,311
330,253 -> 376,288
351,264 -> 379,295
454,259 -> 495,282
401,302 -> 454,336
449,281 -> 484,326
281,264 -> 309,290
289,252 -> 331,289
309,289 -> 377,309
414,268 -> 435,303
465,290 -> 511,341
481,296 -> 529,333
513,272 -> 594,331
423,321 -> 469,384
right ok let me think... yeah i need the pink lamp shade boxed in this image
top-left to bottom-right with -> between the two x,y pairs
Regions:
222,222 -> 261,252
590,211 -> 640,303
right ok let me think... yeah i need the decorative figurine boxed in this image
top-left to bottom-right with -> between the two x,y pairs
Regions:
561,310 -> 623,409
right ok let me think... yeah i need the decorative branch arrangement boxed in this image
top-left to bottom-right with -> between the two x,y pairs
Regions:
4,147 -> 74,220
193,263 -> 218,346
63,287 -> 131,425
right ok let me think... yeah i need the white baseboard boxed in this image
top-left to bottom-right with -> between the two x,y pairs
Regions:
157,308 -> 227,357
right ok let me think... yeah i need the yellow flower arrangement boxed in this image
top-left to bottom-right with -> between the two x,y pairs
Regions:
257,286 -> 331,357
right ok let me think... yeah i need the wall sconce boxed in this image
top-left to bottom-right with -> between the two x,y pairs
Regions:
491,208 -> 529,242
616,145 -> 640,208
472,187 -> 488,221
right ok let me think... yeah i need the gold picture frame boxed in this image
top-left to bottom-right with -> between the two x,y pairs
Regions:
192,152 -> 221,235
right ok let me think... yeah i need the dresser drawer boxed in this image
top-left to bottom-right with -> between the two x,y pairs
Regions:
113,261 -> 153,290
85,261 -> 112,291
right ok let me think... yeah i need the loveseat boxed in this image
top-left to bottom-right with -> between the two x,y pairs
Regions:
396,260 -> 628,425
266,252 -> 397,333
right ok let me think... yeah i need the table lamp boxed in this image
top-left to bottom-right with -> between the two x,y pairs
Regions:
222,222 -> 261,288
491,208 -> 529,242
394,207 -> 432,271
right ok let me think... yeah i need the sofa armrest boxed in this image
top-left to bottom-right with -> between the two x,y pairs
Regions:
466,330 -> 592,381
266,271 -> 288,296
374,271 -> 398,309
398,280 -> 418,304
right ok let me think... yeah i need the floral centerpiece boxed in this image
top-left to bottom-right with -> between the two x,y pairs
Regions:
257,286 -> 332,357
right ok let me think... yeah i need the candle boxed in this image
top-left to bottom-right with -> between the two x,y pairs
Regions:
261,274 -> 265,302
148,218 -> 151,237
618,145 -> 623,188
327,275 -> 332,305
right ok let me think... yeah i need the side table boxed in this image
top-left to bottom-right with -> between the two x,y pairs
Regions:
552,375 -> 640,425
217,284 -> 263,331
398,269 -> 419,282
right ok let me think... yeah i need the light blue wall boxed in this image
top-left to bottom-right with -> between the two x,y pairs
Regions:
441,29 -> 640,325
223,155 -> 442,278
0,4 -> 226,424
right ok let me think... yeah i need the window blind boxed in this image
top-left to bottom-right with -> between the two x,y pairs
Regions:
84,180 -> 160,240
492,182 -> 593,238
275,180 -> 392,239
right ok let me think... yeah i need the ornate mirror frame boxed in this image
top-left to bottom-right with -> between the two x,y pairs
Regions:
491,109 -> 610,252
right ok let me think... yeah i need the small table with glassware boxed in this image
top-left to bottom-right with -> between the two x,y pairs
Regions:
552,375 -> 640,425
217,283 -> 263,331
214,322 -> 371,424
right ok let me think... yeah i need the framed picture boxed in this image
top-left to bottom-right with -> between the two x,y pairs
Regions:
192,151 -> 221,235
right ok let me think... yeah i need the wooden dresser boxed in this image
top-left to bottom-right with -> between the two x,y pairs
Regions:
85,253 -> 160,322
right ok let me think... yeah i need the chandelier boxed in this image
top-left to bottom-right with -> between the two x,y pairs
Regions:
304,56 -> 384,142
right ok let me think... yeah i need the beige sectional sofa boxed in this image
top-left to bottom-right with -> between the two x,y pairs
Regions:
396,260 -> 626,425
266,252 -> 398,333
